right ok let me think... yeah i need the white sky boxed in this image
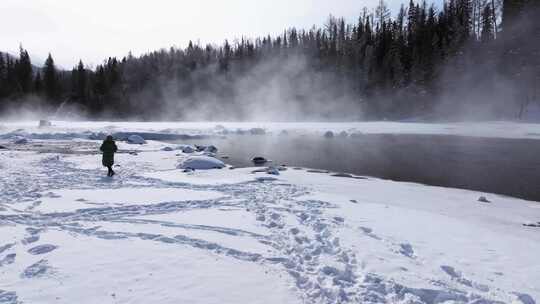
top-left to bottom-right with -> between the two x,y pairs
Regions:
1,0 -> 413,68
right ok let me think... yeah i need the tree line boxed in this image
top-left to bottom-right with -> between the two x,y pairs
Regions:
0,0 -> 538,120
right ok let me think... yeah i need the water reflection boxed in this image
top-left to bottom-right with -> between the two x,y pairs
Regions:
170,134 -> 540,201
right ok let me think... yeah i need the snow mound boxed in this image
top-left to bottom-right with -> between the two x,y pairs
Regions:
127,134 -> 146,144
324,131 -> 334,138
249,128 -> 266,135
204,145 -> 218,153
161,146 -> 174,151
180,145 -> 196,153
178,156 -> 226,170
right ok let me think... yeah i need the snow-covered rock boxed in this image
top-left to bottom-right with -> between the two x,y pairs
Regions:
324,131 -> 334,138
249,128 -> 266,135
478,196 -> 491,203
252,157 -> 268,165
161,146 -> 174,151
181,145 -> 196,153
204,145 -> 218,153
177,156 -> 226,170
127,134 -> 146,144
339,131 -> 348,137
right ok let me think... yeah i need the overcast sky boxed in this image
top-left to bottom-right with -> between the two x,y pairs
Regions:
1,0 -> 416,68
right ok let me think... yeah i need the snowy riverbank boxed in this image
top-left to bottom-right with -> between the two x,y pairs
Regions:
2,120 -> 540,140
0,124 -> 539,304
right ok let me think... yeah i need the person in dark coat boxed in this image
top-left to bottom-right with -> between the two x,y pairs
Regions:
100,135 -> 118,176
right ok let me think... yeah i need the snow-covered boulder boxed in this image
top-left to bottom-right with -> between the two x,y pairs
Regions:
177,156 -> 225,170
127,134 -> 146,144
249,128 -> 266,135
478,196 -> 491,203
161,147 -> 174,151
204,145 -> 218,153
181,145 -> 196,153
324,131 -> 334,138
338,131 -> 348,137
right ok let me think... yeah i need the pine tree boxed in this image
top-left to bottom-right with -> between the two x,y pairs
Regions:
15,46 -> 33,93
43,53 -> 58,101
71,60 -> 87,102
375,0 -> 391,27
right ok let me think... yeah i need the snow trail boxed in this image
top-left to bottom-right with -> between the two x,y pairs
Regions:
0,145 -> 538,303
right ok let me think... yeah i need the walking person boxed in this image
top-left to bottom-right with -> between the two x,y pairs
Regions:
100,135 -> 118,177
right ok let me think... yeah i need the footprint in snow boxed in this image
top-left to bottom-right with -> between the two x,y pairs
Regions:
440,265 -> 490,292
0,243 -> 15,254
399,243 -> 415,258
22,235 -> 40,245
359,226 -> 381,240
0,290 -> 19,303
0,254 -> 16,267
27,244 -> 58,255
25,227 -> 43,235
21,259 -> 51,278
512,292 -> 536,304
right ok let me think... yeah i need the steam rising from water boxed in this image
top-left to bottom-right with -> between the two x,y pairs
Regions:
130,53 -> 365,122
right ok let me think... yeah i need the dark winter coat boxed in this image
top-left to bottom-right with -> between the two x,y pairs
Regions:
100,137 -> 118,167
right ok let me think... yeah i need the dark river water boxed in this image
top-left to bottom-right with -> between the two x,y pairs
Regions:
171,134 -> 540,201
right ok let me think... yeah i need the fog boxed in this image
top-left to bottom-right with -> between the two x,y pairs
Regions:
137,53 -> 365,122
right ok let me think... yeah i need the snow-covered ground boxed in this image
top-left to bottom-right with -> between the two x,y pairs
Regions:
2,120 -> 540,140
1,122 -> 539,304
